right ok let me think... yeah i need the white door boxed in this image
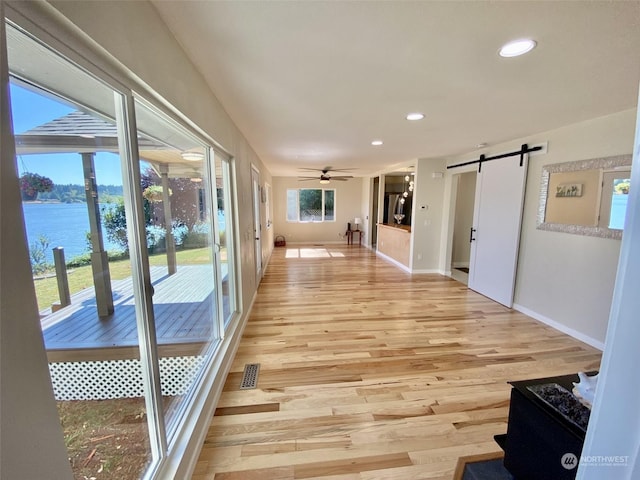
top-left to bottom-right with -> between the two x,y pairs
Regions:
251,167 -> 262,280
468,154 -> 528,307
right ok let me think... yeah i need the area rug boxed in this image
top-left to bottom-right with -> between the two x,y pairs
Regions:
453,451 -> 514,480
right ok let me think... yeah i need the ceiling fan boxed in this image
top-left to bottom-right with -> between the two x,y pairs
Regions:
298,166 -> 354,184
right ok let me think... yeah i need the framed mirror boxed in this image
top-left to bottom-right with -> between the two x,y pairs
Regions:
537,154 -> 632,239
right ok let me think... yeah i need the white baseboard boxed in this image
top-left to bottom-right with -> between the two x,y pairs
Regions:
411,269 -> 442,274
513,303 -> 605,351
375,251 -> 411,273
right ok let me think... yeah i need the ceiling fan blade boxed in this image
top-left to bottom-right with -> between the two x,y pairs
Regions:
297,167 -> 355,173
298,177 -> 319,181
330,175 -> 353,180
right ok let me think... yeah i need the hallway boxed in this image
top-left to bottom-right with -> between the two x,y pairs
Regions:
193,245 -> 601,479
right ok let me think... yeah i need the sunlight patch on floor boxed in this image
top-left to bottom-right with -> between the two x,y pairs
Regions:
285,248 -> 345,258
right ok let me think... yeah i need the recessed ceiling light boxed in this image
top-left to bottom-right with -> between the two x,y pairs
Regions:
499,39 -> 537,58
371,140 -> 383,146
406,112 -> 425,121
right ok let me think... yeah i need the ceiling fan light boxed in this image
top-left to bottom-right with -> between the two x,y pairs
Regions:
319,179 -> 330,184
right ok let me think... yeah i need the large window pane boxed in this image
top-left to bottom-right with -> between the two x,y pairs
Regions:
134,99 -> 220,437
214,151 -> 237,327
8,25 -> 153,479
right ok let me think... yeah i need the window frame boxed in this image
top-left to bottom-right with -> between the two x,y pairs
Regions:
286,187 -> 336,223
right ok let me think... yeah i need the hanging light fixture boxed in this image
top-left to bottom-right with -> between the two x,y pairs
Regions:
402,168 -> 414,200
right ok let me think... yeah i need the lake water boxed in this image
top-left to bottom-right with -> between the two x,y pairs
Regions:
22,202 -> 121,263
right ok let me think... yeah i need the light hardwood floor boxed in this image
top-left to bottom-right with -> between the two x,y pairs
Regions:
193,245 -> 601,479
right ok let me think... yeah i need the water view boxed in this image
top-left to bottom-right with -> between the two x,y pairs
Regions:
22,202 -> 121,263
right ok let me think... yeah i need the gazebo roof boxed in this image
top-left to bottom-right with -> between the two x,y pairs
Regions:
20,110 -> 119,138
15,111 -> 204,179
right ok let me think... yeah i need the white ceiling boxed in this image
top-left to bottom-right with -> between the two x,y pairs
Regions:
151,1 -> 640,177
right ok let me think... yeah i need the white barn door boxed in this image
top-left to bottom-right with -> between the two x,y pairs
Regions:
468,154 -> 528,307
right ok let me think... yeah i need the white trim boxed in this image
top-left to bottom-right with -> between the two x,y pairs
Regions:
513,303 -> 605,351
411,269 -> 443,274
375,250 -> 411,273
158,291 -> 257,480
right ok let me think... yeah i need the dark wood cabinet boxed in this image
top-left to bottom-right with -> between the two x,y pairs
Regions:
500,373 -> 595,480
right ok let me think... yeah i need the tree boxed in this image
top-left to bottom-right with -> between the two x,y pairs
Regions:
102,199 -> 129,251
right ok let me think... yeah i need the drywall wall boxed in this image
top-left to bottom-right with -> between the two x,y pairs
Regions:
451,171 -> 476,267
411,157 -> 447,271
272,176 -> 364,244
444,109 -> 636,346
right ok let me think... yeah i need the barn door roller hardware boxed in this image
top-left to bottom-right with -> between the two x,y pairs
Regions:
447,144 -> 543,173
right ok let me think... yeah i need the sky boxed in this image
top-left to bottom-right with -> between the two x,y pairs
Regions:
11,83 -> 124,186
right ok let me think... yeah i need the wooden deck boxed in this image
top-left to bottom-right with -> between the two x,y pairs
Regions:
193,244 -> 601,480
42,265 -> 216,355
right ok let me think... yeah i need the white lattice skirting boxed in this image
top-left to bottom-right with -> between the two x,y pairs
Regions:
49,356 -> 206,401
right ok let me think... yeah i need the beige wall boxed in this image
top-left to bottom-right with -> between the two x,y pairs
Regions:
442,109 -> 636,346
272,176 -> 364,244
410,157 -> 447,271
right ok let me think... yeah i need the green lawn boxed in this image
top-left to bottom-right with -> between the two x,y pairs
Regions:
34,247 -> 212,311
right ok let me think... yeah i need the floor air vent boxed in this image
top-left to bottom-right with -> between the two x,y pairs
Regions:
240,363 -> 260,390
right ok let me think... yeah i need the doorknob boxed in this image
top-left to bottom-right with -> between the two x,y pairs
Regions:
469,227 -> 476,243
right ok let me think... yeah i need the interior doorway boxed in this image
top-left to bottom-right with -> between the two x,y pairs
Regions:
450,171 -> 477,285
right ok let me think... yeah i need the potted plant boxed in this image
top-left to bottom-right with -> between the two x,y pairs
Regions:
19,172 -> 54,201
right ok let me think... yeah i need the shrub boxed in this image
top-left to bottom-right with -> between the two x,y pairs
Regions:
30,234 -> 53,275
102,200 -> 129,251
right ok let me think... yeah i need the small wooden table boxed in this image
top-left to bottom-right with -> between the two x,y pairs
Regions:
346,230 -> 362,245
